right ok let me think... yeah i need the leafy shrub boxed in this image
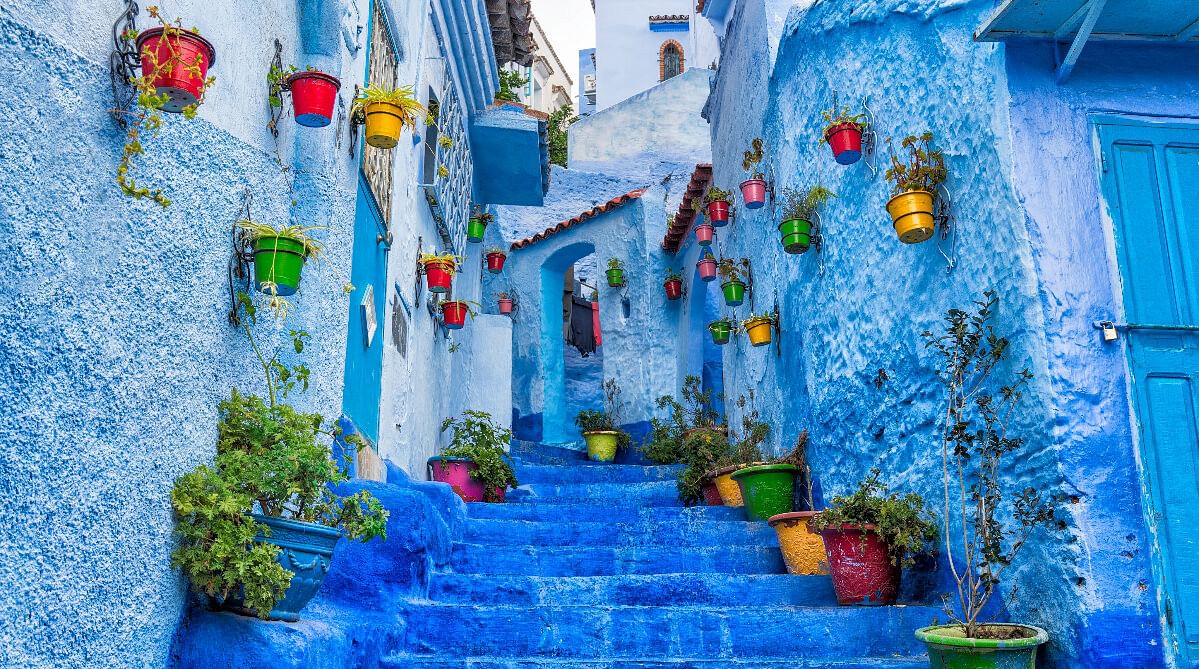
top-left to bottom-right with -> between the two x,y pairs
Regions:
440,410 -> 518,502
575,379 -> 634,451
811,468 -> 937,568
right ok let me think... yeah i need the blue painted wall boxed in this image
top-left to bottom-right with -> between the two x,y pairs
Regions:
703,0 -> 1199,666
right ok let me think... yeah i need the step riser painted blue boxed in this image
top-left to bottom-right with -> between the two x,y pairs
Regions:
386,659 -> 929,668
398,604 -> 941,659
428,574 -> 838,606
467,504 -> 747,523
464,519 -> 778,547
451,544 -> 786,576
508,482 -> 682,505
514,463 -> 684,484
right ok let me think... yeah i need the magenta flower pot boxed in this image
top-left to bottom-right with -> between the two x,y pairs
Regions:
740,179 -> 767,209
429,457 -> 505,503
695,223 -> 714,246
697,257 -> 717,282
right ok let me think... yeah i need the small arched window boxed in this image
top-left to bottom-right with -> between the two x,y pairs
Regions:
659,40 -> 684,81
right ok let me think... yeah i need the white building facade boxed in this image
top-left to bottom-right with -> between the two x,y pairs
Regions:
506,16 -> 574,114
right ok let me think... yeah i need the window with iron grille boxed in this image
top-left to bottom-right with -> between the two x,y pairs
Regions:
362,2 -> 399,225
422,21 -> 473,255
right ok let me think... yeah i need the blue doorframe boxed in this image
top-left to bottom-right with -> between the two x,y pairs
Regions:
342,178 -> 388,446
1099,114 -> 1199,668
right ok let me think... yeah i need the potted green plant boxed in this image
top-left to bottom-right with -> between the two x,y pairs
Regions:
708,318 -> 734,345
352,83 -> 427,149
575,379 -> 634,463
767,432 -> 829,575
496,291 -> 514,315
171,294 -> 388,622
237,219 -> 325,309
606,258 -> 626,287
914,293 -> 1057,666
664,267 -> 684,301
118,8 -> 217,207
779,186 -> 836,254
811,469 -> 937,605
740,138 -> 768,209
642,376 -> 722,463
821,105 -> 868,165
884,132 -> 947,244
485,247 -> 507,274
717,258 -> 749,307
468,210 -> 495,243
704,186 -> 733,226
430,410 -> 518,503
441,299 -> 479,330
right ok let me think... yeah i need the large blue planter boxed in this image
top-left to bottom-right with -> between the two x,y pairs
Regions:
216,514 -> 341,621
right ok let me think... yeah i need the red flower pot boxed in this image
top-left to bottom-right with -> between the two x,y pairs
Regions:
694,223 -> 714,246
707,200 -> 731,227
486,252 -> 507,274
702,478 -> 724,506
825,123 -> 864,165
664,278 -> 684,301
441,300 -> 469,329
136,27 -> 216,113
740,179 -> 767,210
286,70 -> 341,128
819,524 -> 900,605
697,257 -> 717,282
498,298 -> 513,314
423,261 -> 454,293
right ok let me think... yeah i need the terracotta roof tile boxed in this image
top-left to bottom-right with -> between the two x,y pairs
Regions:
661,163 -> 712,253
510,188 -> 648,250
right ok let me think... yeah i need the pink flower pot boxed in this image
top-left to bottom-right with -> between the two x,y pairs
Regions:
740,179 -> 767,210
695,223 -> 714,246
429,457 -> 505,503
708,200 -> 730,227
697,257 -> 717,282
498,298 -> 513,314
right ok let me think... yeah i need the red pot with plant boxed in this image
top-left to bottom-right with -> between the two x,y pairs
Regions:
821,106 -> 867,166
496,293 -> 514,314
420,254 -> 456,293
740,138 -> 768,209
819,524 -> 899,605
286,70 -> 341,128
705,186 -> 732,227
486,249 -> 507,274
663,268 -> 684,301
697,255 -> 717,282
441,300 -> 474,329
136,26 -> 217,113
695,222 -> 714,246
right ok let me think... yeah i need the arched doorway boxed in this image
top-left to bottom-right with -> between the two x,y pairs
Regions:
539,241 -> 599,443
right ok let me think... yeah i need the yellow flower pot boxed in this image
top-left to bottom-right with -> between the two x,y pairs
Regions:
743,317 -> 774,347
583,430 -> 619,463
364,101 -> 405,149
886,189 -> 935,244
768,512 -> 829,575
709,463 -> 766,506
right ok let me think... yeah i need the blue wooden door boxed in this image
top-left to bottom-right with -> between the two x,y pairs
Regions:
342,178 -> 388,445
1102,117 -> 1199,667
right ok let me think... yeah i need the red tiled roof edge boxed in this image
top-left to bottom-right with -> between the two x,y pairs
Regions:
661,163 -> 713,254
510,188 -> 648,251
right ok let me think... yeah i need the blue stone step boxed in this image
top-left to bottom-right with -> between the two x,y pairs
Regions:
466,502 -> 747,523
509,441 -> 589,464
387,658 -> 928,668
390,602 -> 941,659
463,518 -> 778,546
451,543 -> 787,576
507,481 -> 682,505
428,573 -> 836,606
514,462 -> 683,484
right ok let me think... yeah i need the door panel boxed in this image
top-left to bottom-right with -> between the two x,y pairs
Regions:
1103,117 -> 1199,666
342,178 -> 388,445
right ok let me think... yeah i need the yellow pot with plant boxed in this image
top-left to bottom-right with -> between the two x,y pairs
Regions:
742,314 -> 775,347
884,132 -> 947,244
354,84 -> 427,149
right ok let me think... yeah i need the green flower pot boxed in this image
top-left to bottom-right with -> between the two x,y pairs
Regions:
708,320 -> 732,345
721,279 -> 746,306
778,218 -> 812,254
253,235 -> 307,297
730,463 -> 798,521
467,218 -> 487,243
606,268 -> 625,287
915,624 -> 1048,669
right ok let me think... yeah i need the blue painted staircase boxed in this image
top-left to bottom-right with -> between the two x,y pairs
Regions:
383,443 -> 937,668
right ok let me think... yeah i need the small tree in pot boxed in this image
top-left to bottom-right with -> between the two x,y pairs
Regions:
433,410 -> 518,503
576,379 -> 634,463
914,292 -> 1057,665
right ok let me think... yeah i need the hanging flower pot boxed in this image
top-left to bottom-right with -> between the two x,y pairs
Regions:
583,431 -> 620,463
467,213 -> 493,243
441,300 -> 472,329
768,512 -> 829,575
721,279 -> 746,307
606,259 -> 626,287
731,464 -> 798,521
136,27 -> 216,113
915,625 -> 1049,669
486,250 -> 507,274
739,179 -> 767,210
363,101 -> 407,149
428,456 -> 505,503
707,199 -> 731,226
825,122 -> 864,165
252,235 -> 307,297
664,277 -> 684,300
778,218 -> 813,254
420,255 -> 456,293
697,255 -> 717,282
818,524 -> 900,605
886,190 -> 936,244
497,297 -> 514,314
286,70 -> 341,128
694,222 -> 714,246
708,319 -> 732,345
742,315 -> 774,347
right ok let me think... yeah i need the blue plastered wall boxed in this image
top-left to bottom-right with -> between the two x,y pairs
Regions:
702,0 -> 1196,665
